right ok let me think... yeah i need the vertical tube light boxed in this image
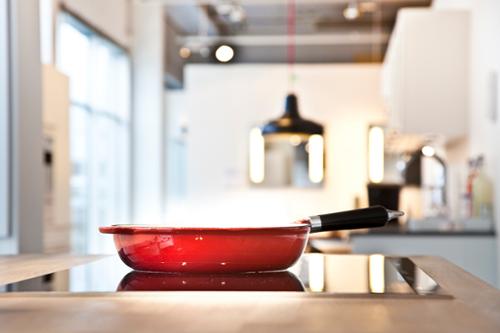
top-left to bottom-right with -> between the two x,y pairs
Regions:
368,254 -> 385,293
249,127 -> 265,183
368,126 -> 384,183
308,134 -> 324,183
308,253 -> 325,292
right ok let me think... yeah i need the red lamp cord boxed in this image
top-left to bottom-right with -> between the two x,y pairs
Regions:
287,0 -> 296,92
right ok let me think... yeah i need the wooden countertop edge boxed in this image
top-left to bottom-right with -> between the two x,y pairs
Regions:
0,254 -> 108,286
410,255 -> 500,324
0,290 -> 455,300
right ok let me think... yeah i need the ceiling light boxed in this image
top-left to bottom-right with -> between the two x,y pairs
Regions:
289,135 -> 302,146
216,3 -> 233,16
343,3 -> 360,21
179,47 -> 191,59
216,2 -> 246,23
229,7 -> 245,23
261,94 -> 323,136
421,146 -> 435,157
214,44 -> 235,63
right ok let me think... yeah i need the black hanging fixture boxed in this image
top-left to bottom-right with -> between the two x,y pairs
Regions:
261,0 -> 323,136
261,94 -> 323,135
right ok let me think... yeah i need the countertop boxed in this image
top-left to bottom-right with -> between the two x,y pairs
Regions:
0,254 -> 106,286
1,254 -> 500,332
351,224 -> 496,236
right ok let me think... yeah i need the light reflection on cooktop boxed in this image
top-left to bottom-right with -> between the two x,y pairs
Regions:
0,254 -> 451,298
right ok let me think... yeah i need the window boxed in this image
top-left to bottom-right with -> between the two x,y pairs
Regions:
56,14 -> 131,253
39,0 -> 53,64
0,0 -> 9,238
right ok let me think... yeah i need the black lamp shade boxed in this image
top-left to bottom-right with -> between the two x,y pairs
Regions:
404,148 -> 446,187
261,94 -> 324,135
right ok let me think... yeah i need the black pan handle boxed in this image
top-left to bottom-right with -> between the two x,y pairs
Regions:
308,206 -> 403,233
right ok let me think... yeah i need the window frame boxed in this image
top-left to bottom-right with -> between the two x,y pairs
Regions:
0,0 -> 10,239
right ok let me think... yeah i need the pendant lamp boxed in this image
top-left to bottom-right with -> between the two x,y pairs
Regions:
261,0 -> 323,136
261,93 -> 323,136
249,0 -> 325,186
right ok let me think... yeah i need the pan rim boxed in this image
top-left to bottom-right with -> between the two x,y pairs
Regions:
99,223 -> 311,235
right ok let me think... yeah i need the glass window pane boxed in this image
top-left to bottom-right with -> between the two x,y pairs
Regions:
115,124 -> 130,224
39,0 -> 53,64
57,13 -> 131,253
88,38 -> 111,112
56,19 -> 90,104
109,53 -> 131,122
69,105 -> 90,253
0,0 -> 9,237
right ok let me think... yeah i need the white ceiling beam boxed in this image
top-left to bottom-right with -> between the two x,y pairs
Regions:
179,31 -> 389,46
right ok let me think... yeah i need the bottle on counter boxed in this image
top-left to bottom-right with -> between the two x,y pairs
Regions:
464,158 -> 477,218
471,155 -> 493,221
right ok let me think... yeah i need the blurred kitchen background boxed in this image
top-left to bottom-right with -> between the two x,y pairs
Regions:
1,0 -> 499,286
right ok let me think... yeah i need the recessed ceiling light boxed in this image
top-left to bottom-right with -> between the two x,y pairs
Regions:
421,146 -> 436,157
215,44 -> 235,63
179,47 -> 191,59
229,7 -> 245,23
216,3 -> 233,16
343,3 -> 360,20
216,3 -> 246,23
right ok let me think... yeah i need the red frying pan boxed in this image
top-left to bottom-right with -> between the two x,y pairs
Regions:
117,271 -> 304,292
100,206 -> 403,273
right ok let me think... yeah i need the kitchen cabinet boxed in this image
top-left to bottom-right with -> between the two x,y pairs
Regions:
382,9 -> 469,140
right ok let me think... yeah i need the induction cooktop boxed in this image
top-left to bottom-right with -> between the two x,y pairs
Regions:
0,254 -> 451,298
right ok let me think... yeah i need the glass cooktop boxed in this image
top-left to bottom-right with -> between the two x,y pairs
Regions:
0,254 -> 451,298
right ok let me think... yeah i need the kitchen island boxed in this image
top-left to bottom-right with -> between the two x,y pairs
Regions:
0,255 -> 499,333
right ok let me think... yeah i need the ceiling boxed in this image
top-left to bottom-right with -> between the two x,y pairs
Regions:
163,0 -> 432,63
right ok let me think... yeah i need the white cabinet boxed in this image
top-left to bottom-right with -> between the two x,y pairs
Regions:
382,9 -> 469,140
351,234 -> 498,287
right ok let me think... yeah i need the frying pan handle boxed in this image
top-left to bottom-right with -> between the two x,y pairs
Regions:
308,206 -> 403,233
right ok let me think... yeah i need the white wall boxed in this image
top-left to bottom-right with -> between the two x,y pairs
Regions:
131,2 -> 167,225
165,64 -> 386,225
468,0 -> 500,287
434,0 -> 500,285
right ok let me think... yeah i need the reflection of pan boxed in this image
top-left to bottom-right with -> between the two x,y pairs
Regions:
117,271 -> 305,292
100,206 -> 402,273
